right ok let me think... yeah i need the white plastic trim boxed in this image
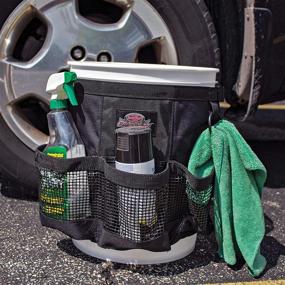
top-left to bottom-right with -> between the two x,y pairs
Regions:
69,62 -> 218,87
72,234 -> 197,265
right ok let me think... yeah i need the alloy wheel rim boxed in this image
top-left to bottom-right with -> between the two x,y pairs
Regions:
0,0 -> 178,150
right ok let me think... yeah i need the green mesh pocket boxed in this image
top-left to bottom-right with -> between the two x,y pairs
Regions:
186,181 -> 213,234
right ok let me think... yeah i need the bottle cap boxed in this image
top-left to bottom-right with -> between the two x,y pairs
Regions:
115,127 -> 154,164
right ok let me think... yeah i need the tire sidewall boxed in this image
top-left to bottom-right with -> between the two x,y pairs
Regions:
0,0 -> 38,195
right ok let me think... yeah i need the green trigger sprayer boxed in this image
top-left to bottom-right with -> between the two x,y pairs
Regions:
42,72 -> 90,220
48,72 -> 78,111
44,72 -> 85,159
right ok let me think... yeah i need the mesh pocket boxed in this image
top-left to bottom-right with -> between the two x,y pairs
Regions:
39,169 -> 91,220
39,169 -> 168,243
38,156 -> 170,244
168,160 -> 214,235
186,181 -> 213,234
117,186 -> 167,242
37,150 -> 214,247
167,175 -> 189,222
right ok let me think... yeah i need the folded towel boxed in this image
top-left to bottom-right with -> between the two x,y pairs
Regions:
188,119 -> 267,277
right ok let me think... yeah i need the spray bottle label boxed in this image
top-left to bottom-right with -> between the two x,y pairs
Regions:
41,146 -> 69,220
44,146 -> 67,159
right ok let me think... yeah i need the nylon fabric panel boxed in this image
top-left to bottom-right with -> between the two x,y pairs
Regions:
172,101 -> 210,165
80,95 -> 174,161
71,84 -> 103,156
72,81 -> 213,165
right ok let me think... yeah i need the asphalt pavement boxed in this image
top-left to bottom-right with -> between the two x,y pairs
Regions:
0,184 -> 284,285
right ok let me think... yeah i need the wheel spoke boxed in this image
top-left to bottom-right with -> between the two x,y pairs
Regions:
0,75 -> 48,149
2,59 -> 52,105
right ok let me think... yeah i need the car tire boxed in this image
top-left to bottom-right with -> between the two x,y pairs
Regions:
0,0 -> 39,198
0,0 -> 220,198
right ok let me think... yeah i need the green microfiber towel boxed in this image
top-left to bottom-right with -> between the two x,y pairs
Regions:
188,119 -> 267,277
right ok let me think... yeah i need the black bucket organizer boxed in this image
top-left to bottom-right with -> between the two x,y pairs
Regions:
36,79 -> 223,252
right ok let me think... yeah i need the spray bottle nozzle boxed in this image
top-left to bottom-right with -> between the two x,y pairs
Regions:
46,72 -> 78,110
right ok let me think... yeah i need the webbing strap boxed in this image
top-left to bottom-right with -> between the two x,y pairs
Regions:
36,148 -> 214,190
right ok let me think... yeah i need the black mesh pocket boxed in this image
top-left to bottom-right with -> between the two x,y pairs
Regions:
40,169 -> 91,221
186,182 -> 213,234
36,149 -> 214,251
114,186 -> 167,242
169,161 -> 214,235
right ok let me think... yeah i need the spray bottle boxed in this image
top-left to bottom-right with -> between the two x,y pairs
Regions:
42,72 -> 90,220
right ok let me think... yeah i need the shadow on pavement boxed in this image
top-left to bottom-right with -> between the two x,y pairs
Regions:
0,184 -> 37,201
261,236 -> 285,276
0,174 -> 38,201
57,239 -> 103,265
261,215 -> 285,276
